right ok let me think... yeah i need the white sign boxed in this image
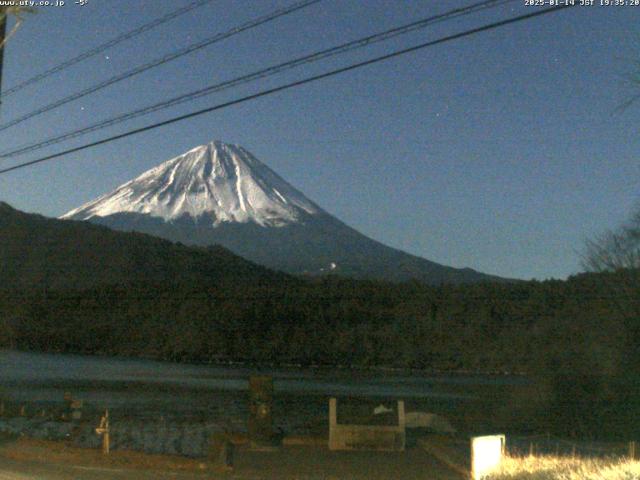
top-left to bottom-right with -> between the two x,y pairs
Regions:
471,434 -> 505,480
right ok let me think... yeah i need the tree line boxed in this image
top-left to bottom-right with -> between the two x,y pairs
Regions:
0,270 -> 636,375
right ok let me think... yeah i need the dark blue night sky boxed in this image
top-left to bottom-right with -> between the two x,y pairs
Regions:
0,0 -> 638,280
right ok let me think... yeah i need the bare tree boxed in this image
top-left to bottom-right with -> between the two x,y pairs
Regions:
617,54 -> 640,112
590,53 -> 640,270
583,206 -> 640,272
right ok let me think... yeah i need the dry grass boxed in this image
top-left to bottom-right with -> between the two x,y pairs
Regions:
486,455 -> 640,480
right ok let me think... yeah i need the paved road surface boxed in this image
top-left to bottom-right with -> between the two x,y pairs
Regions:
0,445 -> 463,479
0,458 -> 211,480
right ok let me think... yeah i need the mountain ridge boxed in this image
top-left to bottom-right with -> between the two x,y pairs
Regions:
0,201 -> 285,290
63,140 -> 505,284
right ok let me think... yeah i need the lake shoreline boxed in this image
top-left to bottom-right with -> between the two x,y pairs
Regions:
1,348 -> 528,381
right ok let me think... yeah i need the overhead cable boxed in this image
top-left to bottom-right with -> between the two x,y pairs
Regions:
0,4 -> 574,176
0,0 -> 322,132
0,0 -> 515,159
0,0 -> 217,99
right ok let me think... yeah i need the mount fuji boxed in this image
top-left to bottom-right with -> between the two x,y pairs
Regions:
63,141 -> 500,284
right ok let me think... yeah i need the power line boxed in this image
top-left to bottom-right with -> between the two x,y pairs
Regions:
0,0 -> 217,100
0,0 -> 516,159
0,0 -> 322,133
0,4 -> 574,177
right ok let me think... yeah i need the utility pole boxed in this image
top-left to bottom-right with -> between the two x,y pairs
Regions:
0,7 -> 7,107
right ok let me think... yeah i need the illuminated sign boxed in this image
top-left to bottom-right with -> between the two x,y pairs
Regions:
471,434 -> 505,480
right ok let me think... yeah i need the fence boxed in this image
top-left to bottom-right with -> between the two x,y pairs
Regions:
0,398 -> 231,457
1,398 -> 638,465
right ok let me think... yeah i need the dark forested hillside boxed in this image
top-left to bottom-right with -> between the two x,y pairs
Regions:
1,202 -> 639,438
0,202 -> 288,289
1,202 -> 637,377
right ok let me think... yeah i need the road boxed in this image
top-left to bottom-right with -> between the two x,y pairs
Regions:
0,439 -> 463,479
0,457 -> 213,480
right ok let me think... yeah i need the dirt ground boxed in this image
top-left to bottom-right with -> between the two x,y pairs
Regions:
0,437 -> 464,479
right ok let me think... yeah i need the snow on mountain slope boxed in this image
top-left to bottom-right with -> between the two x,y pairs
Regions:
62,141 -> 320,227
62,139 -> 505,284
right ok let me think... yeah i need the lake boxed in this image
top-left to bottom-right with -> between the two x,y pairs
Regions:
0,349 -> 526,456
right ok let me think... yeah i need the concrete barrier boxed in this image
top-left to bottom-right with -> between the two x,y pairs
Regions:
328,398 -> 405,451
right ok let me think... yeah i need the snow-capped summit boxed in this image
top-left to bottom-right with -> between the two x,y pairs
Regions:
62,141 -> 320,227
62,140 -> 503,284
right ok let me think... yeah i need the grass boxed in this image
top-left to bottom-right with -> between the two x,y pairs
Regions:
485,455 -> 640,480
